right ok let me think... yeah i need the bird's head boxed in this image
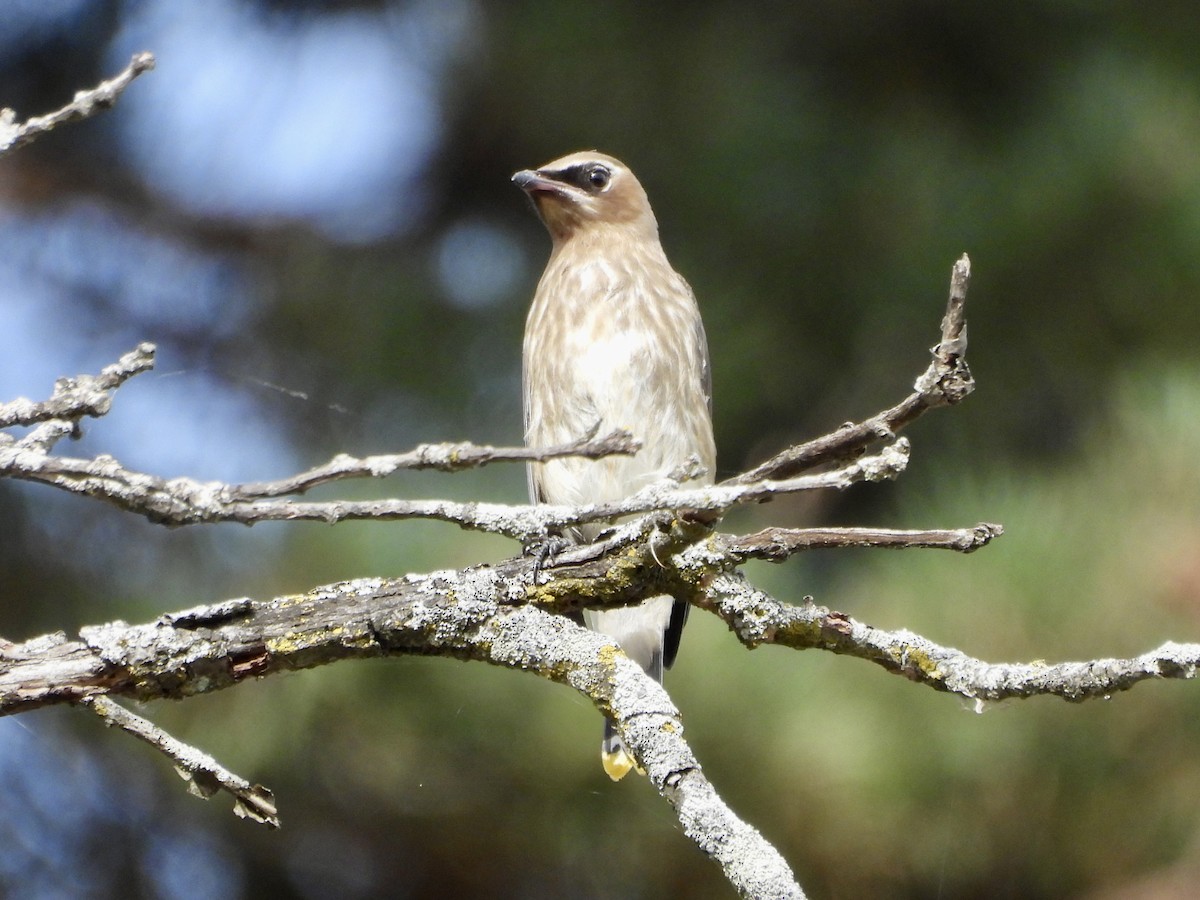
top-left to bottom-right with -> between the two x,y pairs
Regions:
512,151 -> 658,244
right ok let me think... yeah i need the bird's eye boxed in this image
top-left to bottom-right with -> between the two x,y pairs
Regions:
585,165 -> 611,190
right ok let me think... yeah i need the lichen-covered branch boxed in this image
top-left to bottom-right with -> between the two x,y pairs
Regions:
5,531 -> 1199,892
0,561 -> 802,898
0,521 -> 703,715
0,52 -> 156,157
691,570 -> 1200,702
0,254 -> 995,899
233,426 -> 642,497
721,522 -> 1003,562
8,532 -> 1200,757
0,341 -> 911,540
0,255 -> 975,543
0,343 -> 156,432
85,696 -> 279,828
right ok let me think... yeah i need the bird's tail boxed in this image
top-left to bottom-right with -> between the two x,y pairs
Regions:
589,597 -> 675,781
601,720 -> 645,781
600,629 -> 663,782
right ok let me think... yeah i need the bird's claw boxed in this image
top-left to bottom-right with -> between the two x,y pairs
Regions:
524,533 -> 571,585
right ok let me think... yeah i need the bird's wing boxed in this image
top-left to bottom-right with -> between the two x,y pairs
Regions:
521,322 -> 547,505
691,282 -> 714,418
663,277 -> 712,670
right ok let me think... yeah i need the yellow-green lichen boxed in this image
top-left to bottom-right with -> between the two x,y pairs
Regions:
889,644 -> 945,681
597,643 -> 625,673
525,551 -> 657,609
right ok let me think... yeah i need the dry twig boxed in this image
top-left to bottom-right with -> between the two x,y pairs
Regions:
0,52 -> 156,157
85,696 -> 279,827
0,246 -> 1038,900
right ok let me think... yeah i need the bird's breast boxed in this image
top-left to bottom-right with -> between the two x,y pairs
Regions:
524,247 -> 715,508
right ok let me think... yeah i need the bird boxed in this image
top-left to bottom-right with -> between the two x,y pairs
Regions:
513,151 -> 717,781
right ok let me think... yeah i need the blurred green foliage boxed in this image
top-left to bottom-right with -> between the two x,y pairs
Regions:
3,1 -> 1200,897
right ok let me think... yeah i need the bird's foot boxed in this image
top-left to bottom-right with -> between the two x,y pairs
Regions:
523,533 -> 571,585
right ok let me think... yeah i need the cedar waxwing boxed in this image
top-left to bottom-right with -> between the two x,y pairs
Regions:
514,151 -> 716,780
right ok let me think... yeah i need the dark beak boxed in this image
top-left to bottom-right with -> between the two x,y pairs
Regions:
512,169 -> 563,195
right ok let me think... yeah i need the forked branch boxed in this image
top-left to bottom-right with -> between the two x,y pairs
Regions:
0,254 -> 999,900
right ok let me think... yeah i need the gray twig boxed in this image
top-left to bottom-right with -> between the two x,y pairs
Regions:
3,575 -> 803,897
1,350 -> 910,538
0,254 -> 991,899
721,522 -> 1003,562
731,253 -> 974,484
0,343 -> 156,433
232,428 -> 641,497
84,695 -> 279,827
692,570 -> 1200,703
0,52 -> 156,157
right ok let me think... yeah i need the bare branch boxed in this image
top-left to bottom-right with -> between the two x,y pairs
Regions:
0,259 -> 961,547
6,539 -> 1199,892
693,571 -> 1200,702
731,254 -> 974,484
232,428 -> 641,497
0,256 -> 988,897
181,439 -> 907,538
0,343 -> 634,482
85,696 -> 279,827
9,536 -> 1198,718
665,771 -> 804,899
2,366 -> 910,538
0,52 -> 156,157
722,522 -> 1003,562
0,343 -> 156,432
0,571 -> 802,897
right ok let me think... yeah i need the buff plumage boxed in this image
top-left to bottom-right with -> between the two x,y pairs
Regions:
515,151 -> 715,780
